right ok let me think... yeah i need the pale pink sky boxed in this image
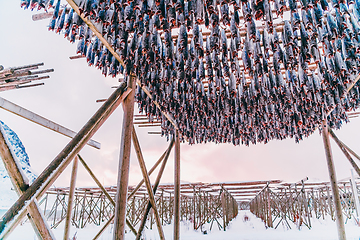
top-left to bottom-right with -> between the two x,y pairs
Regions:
1,1 -> 360,189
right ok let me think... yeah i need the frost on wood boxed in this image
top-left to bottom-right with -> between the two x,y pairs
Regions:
0,121 -> 37,209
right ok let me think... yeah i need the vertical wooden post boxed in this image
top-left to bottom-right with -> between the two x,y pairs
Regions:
267,187 -> 273,227
221,191 -> 226,231
326,187 -> 334,219
64,156 -> 79,240
193,187 -> 196,230
0,124 -> 55,240
174,129 -> 181,240
113,76 -> 136,240
350,169 -> 360,218
322,121 -> 346,240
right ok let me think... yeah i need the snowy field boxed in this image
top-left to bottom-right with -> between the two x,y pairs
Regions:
1,210 -> 360,240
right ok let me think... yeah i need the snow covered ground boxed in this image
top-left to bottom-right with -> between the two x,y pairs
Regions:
1,209 -> 360,240
1,120 -> 360,239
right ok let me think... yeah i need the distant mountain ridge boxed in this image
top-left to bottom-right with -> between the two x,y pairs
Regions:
0,120 -> 37,209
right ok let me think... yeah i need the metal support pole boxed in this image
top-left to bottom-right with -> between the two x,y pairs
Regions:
113,77 -> 135,240
174,129 -> 180,240
322,120 -> 346,240
64,156 -> 79,240
0,83 -> 130,235
0,125 -> 55,240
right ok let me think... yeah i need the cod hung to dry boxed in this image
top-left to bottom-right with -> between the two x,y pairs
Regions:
21,0 -> 360,145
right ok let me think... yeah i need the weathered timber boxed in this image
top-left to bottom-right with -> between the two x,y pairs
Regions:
131,127 -> 165,240
322,121 -> 347,240
0,124 -> 55,240
0,96 -> 100,149
0,83 -> 130,235
64,156 -> 79,240
113,76 -> 135,240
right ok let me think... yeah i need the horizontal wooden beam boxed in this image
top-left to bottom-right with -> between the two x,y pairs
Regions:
0,96 -> 101,149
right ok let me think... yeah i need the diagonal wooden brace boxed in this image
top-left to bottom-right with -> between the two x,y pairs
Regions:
92,138 -> 174,239
0,125 -> 55,240
77,155 -> 137,239
135,136 -> 174,240
132,127 -> 165,240
328,128 -> 360,177
0,83 -> 131,235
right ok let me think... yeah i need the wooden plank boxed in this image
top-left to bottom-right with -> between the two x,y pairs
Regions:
135,137 -> 174,240
132,127 -> 165,240
350,170 -> 360,219
0,83 -> 45,92
0,69 -> 53,82
0,83 -> 130,236
77,155 -> 137,239
64,156 -> 79,240
329,129 -> 360,177
32,12 -> 54,21
113,76 -> 135,240
0,124 -> 55,240
174,129 -> 181,240
0,96 -> 101,149
128,138 -> 174,200
321,120 -> 347,240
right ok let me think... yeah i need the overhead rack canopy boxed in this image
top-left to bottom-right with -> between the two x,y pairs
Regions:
22,0 -> 360,145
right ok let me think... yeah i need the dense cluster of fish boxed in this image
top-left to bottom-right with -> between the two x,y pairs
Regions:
21,0 -> 360,145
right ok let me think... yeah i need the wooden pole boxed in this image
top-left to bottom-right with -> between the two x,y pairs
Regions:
78,155 -> 137,238
127,141 -> 174,200
113,76 -> 135,240
350,169 -> 360,219
132,127 -> 165,240
267,187 -> 273,228
64,156 -> 79,240
0,83 -> 131,235
174,129 -> 181,240
91,139 -> 176,240
0,96 -> 100,149
91,141 -> 174,240
135,135 -> 174,240
66,0 -> 179,131
0,124 -> 55,240
322,120 -> 347,240
329,129 -> 360,176
335,140 -> 360,163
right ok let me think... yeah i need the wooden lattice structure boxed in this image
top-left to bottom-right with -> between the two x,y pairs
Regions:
250,177 -> 360,230
41,181 -> 239,234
